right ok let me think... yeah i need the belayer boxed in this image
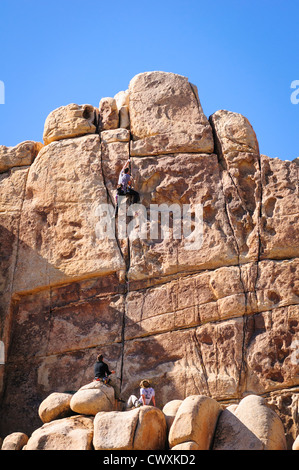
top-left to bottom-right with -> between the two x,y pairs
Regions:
127,379 -> 156,408
114,158 -> 140,216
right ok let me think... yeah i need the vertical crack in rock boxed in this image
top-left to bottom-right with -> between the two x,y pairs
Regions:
209,115 -> 264,398
99,140 -> 128,395
238,269 -> 249,397
120,238 -> 131,395
1,165 -> 30,405
239,150 -> 263,397
216,157 -> 249,397
253,151 -> 263,305
2,74 -> 298,443
192,330 -> 211,397
99,140 -> 125,265
5,167 -> 30,359
10,168 -> 30,297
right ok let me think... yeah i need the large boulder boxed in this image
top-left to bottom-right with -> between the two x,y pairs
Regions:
209,109 -> 259,157
1,432 -> 28,450
43,103 -> 97,145
99,97 -> 119,131
70,381 -> 115,415
162,399 -> 183,433
25,415 -> 94,450
0,140 -> 43,172
93,406 -> 167,450
168,395 -> 221,449
114,90 -> 130,129
129,71 -> 214,156
38,392 -> 73,423
101,128 -> 130,144
213,394 -> 287,450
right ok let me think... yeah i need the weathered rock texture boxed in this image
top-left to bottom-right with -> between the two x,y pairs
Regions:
25,415 -> 94,450
0,141 -> 43,173
129,71 -> 214,156
2,390 -> 287,450
43,104 -> 98,145
38,392 -> 73,423
212,394 -> 287,450
0,71 -> 298,449
168,395 -> 221,449
93,406 -> 167,450
1,432 -> 28,450
70,381 -> 115,415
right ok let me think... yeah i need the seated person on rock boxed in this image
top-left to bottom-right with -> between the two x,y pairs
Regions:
94,353 -> 115,385
127,380 -> 156,408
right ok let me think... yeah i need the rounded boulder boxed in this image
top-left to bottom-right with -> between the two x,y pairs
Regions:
38,392 -> 73,423
70,381 -> 115,415
1,432 -> 28,450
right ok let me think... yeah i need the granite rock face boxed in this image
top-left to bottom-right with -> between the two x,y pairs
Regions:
93,406 -> 167,450
0,71 -> 298,448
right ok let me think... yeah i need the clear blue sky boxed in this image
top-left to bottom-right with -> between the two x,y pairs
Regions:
0,0 -> 298,160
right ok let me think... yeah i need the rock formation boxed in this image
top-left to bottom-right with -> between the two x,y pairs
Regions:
0,389 -> 288,450
0,71 -> 298,449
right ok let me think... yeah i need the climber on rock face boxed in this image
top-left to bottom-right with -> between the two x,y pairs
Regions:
114,158 -> 140,216
94,354 -> 115,384
127,379 -> 156,408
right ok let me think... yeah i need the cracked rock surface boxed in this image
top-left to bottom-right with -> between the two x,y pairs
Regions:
0,71 -> 298,447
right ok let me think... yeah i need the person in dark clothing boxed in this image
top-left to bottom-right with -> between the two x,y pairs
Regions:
94,354 -> 115,384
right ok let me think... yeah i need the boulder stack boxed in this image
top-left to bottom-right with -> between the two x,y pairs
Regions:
1,390 -> 290,451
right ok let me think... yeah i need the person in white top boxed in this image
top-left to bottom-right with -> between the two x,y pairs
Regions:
114,159 -> 140,216
127,380 -> 156,408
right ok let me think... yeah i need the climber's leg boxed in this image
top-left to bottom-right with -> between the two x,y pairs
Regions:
127,188 -> 140,204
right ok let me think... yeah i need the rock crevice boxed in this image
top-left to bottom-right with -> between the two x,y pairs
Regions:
0,71 -> 298,447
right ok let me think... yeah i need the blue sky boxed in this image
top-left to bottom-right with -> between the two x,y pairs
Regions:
0,0 -> 298,160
